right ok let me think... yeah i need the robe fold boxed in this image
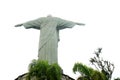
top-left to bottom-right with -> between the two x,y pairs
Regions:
23,16 -> 76,64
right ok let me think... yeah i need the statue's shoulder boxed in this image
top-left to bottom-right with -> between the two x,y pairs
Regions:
52,17 -> 63,22
53,17 -> 61,19
35,17 -> 47,22
38,17 -> 46,20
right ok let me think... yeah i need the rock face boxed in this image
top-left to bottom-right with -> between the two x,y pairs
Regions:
15,73 -> 75,80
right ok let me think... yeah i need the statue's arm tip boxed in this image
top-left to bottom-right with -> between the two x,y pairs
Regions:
14,25 -> 18,27
14,24 -> 23,27
75,23 -> 85,26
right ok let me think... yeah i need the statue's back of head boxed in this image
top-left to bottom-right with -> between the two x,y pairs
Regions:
47,14 -> 52,17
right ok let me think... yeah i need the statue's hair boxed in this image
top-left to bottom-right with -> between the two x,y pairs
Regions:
47,14 -> 52,17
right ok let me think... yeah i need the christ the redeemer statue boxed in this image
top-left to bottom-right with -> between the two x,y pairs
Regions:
15,15 -> 85,64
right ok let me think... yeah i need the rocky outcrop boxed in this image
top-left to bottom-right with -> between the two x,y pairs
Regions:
15,73 -> 75,80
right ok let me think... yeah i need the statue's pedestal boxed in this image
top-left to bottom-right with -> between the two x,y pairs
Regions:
15,73 -> 75,80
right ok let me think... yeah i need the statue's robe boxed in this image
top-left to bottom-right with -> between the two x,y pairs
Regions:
23,17 -> 76,64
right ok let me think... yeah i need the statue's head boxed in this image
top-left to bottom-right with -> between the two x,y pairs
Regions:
47,14 -> 52,17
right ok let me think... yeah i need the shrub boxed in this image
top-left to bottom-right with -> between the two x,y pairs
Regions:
27,59 -> 62,80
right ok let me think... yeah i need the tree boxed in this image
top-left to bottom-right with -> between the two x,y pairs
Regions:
114,77 -> 120,80
90,48 -> 115,80
27,59 -> 62,80
73,63 -> 106,80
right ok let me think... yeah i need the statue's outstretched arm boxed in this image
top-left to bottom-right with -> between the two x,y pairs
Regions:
15,23 -> 23,27
75,22 -> 85,26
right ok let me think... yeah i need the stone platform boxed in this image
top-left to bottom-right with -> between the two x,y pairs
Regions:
15,73 -> 75,80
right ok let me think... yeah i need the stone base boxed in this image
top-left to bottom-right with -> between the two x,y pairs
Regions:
15,73 -> 75,80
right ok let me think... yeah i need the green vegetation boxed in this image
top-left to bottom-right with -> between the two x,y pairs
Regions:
73,48 -> 117,80
114,77 -> 120,80
73,62 -> 107,80
90,48 -> 115,80
27,60 -> 62,80
25,48 -> 119,80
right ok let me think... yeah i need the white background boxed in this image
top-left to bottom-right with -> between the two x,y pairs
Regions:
0,0 -> 120,80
